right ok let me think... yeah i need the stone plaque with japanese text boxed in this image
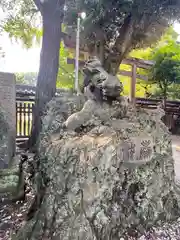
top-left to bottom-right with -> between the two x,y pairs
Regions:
0,72 -> 16,167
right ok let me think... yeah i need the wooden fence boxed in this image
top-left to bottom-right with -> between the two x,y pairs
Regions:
15,86 -> 180,141
16,100 -> 34,141
16,86 -> 35,142
15,85 -> 72,142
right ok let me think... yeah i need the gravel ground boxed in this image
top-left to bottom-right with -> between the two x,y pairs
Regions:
138,220 -> 180,240
0,192 -> 34,240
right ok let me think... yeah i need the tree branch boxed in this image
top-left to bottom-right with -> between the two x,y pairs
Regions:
104,14 -> 134,74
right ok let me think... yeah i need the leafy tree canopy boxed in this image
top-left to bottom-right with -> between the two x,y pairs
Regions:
57,41 -> 84,89
65,0 -> 180,73
151,83 -> 180,100
148,36 -> 180,101
150,40 -> 180,85
127,27 -> 180,98
1,0 -> 41,48
56,41 -> 75,89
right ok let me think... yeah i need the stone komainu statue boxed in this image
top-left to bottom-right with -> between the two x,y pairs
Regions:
82,56 -> 123,102
64,57 -> 125,130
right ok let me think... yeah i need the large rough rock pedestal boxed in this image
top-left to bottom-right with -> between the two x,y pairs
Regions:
15,97 -> 180,239
15,58 -> 180,239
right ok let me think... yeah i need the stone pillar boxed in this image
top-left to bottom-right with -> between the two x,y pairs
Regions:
0,72 -> 16,167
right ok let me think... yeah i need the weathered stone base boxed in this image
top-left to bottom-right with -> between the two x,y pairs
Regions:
15,94 -> 180,239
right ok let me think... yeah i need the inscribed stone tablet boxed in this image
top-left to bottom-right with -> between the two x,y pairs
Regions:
0,72 -> 16,167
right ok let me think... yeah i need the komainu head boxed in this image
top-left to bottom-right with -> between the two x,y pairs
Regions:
82,56 -> 123,103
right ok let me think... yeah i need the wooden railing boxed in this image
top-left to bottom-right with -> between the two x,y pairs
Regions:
16,92 -> 35,142
136,98 -> 180,113
16,101 -> 34,140
15,86 -> 72,142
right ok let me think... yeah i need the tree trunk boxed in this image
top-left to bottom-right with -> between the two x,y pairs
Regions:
102,14 -> 133,75
27,3 -> 65,149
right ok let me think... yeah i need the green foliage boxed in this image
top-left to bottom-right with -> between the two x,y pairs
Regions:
158,26 -> 179,44
113,28 -> 180,98
151,84 -> 180,100
124,27 -> 180,99
16,72 -> 37,85
65,0 -> 180,66
144,34 -> 180,100
129,48 -> 152,60
56,41 -> 84,89
2,0 -> 180,99
15,42 -> 77,89
1,0 -> 41,48
16,73 -> 26,84
56,42 -> 74,89
149,41 -> 180,90
3,16 -> 42,48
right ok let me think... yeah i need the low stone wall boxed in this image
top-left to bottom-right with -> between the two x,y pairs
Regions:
0,72 -> 16,167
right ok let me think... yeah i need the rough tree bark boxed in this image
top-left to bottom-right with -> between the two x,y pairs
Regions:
86,15 -> 133,76
102,14 -> 133,75
27,0 -> 65,149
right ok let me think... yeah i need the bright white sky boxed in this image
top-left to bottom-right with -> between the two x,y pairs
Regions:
0,8 -> 40,73
0,10 -> 180,73
0,33 -> 40,73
